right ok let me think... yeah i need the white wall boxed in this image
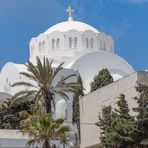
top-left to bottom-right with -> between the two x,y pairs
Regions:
79,72 -> 144,148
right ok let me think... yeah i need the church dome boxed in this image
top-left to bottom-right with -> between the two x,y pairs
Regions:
44,21 -> 100,34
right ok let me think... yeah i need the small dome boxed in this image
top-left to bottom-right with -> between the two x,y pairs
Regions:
44,21 -> 100,34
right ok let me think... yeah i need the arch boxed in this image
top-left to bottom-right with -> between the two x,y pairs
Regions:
31,45 -> 34,55
42,41 -> 45,51
103,41 -> 106,50
90,38 -> 93,49
86,38 -> 89,49
55,99 -> 67,119
39,42 -> 42,52
69,37 -> 72,48
74,37 -> 78,48
56,38 -> 60,49
52,39 -> 55,49
100,40 -> 102,50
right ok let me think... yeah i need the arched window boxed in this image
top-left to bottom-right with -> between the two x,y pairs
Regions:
103,41 -> 106,50
86,38 -> 89,49
74,37 -> 78,48
42,41 -> 45,51
100,40 -> 103,50
56,38 -> 60,49
52,39 -> 55,49
31,45 -> 34,55
39,42 -> 41,52
91,38 -> 93,49
69,37 -> 72,48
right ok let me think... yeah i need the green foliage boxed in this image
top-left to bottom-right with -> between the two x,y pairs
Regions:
115,94 -> 131,119
91,68 -> 113,92
133,83 -> 148,147
21,105 -> 71,148
97,94 -> 135,148
12,57 -> 78,113
0,99 -> 33,129
72,75 -> 84,142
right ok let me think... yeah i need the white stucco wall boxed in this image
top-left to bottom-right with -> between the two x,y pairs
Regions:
79,72 -> 148,148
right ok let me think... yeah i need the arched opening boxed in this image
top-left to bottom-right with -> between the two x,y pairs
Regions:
69,37 -> 72,48
74,37 -> 78,48
86,38 -> 89,49
42,41 -> 45,51
52,39 -> 55,49
39,42 -> 42,52
55,100 -> 67,119
91,38 -> 93,49
56,38 -> 60,49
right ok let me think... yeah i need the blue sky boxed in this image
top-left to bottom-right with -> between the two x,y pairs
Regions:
0,0 -> 148,71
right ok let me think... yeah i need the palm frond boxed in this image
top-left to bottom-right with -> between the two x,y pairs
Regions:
56,74 -> 77,86
11,81 -> 36,88
13,90 -> 37,99
51,62 -> 64,82
10,93 -> 34,107
55,91 -> 69,100
26,138 -> 36,146
20,72 -> 36,81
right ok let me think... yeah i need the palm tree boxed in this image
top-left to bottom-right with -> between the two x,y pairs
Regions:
59,133 -> 70,148
21,105 -> 71,148
11,57 -> 78,113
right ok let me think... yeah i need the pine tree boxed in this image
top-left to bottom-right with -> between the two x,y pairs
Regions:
72,75 -> 84,143
110,94 -> 135,148
97,94 -> 135,148
91,68 -> 113,92
96,106 -> 112,147
133,83 -> 148,147
115,94 -> 130,119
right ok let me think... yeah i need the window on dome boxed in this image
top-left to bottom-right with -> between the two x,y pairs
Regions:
100,40 -> 103,50
42,41 -> 45,51
91,38 -> 93,49
74,37 -> 78,48
69,37 -> 72,48
86,38 -> 89,49
52,39 -> 55,49
31,45 -> 34,55
39,42 -> 42,52
56,38 -> 60,49
103,41 -> 106,50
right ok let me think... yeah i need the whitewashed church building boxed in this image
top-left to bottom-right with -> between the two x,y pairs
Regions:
0,7 -> 136,147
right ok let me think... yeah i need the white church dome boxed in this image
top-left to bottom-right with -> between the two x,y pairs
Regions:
44,21 -> 99,34
70,51 -> 134,92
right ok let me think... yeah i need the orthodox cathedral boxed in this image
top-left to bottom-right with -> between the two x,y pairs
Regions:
0,6 -> 135,147
0,6 -> 134,95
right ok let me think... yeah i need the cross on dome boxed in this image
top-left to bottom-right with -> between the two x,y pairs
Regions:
66,6 -> 74,21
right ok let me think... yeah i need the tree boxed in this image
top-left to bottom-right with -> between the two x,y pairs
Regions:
133,83 -> 148,147
90,68 -> 113,92
0,99 -> 33,129
21,106 -> 71,148
97,94 -> 135,148
12,57 -> 78,113
72,75 -> 84,143
96,106 -> 112,147
114,94 -> 131,119
59,133 -> 70,148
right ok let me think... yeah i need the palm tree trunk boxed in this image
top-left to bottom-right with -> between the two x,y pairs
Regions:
43,139 -> 51,148
45,93 -> 52,113
46,99 -> 51,113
